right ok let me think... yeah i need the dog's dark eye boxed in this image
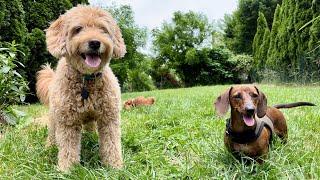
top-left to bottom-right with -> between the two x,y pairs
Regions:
72,26 -> 83,35
233,94 -> 242,99
100,27 -> 109,33
251,93 -> 259,98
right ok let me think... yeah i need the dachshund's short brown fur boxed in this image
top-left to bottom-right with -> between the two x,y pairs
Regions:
214,85 -> 315,161
124,96 -> 155,110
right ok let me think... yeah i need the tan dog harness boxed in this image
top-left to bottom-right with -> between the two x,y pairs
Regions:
225,115 -> 274,144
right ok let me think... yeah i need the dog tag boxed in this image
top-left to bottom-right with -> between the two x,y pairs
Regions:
81,88 -> 89,99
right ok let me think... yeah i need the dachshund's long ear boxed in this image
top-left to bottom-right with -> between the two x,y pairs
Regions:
255,86 -> 267,118
46,15 -> 67,58
214,87 -> 232,116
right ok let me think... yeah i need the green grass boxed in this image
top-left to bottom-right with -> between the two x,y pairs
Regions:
0,85 -> 319,179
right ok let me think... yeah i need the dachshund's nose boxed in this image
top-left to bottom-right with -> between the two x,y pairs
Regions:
89,40 -> 101,50
245,105 -> 255,116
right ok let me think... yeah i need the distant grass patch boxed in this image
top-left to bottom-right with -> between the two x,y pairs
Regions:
0,85 -> 319,178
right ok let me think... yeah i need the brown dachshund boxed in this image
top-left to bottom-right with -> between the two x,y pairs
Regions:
124,96 -> 155,110
214,85 -> 315,161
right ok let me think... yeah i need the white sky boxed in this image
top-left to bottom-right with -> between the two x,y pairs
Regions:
88,0 -> 238,54
89,0 -> 238,30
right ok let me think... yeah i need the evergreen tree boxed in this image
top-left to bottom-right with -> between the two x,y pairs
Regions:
294,0 -> 313,55
308,0 -> 320,79
224,0 -> 282,54
259,27 -> 270,69
309,0 -> 320,51
294,0 -> 313,79
0,0 -> 27,44
272,0 -> 296,76
253,12 -> 269,70
266,4 -> 282,67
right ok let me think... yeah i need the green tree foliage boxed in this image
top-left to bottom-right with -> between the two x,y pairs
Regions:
153,11 -> 238,86
308,0 -> 320,68
21,0 -> 72,31
108,5 -> 155,92
309,0 -> 320,51
21,0 -> 86,102
229,54 -> 254,82
69,0 -> 89,6
267,4 -> 282,67
254,0 -> 320,82
253,12 -> 269,70
294,0 -> 314,78
224,0 -> 282,54
24,28 -> 56,99
309,0 -> 320,50
0,0 -> 27,44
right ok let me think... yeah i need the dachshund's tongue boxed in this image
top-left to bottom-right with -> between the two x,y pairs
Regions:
243,115 -> 255,126
85,54 -> 101,68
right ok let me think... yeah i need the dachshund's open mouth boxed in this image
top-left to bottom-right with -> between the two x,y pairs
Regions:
81,52 -> 101,68
243,115 -> 255,127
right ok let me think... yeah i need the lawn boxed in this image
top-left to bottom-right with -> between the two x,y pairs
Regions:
0,85 -> 319,179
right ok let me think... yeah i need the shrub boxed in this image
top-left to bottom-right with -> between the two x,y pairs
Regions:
151,63 -> 184,89
229,54 -> 254,82
0,42 -> 28,125
123,70 -> 156,92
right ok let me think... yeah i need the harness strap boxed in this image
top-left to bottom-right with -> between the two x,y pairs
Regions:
226,115 -> 274,144
81,72 -> 102,100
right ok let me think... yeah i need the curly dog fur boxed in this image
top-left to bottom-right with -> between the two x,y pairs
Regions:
36,5 -> 126,171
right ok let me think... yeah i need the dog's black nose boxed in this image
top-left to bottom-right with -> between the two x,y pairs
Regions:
245,106 -> 255,116
89,40 -> 101,50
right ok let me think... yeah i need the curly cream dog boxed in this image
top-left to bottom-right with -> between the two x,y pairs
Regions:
36,5 -> 126,171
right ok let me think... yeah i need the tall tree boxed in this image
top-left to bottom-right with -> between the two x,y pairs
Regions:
253,12 -> 269,70
308,0 -> 320,74
108,5 -> 155,92
153,11 -> 238,86
0,0 -> 27,44
256,0 -> 320,81
224,0 -> 282,54
266,4 -> 282,67
294,0 -> 314,78
153,11 -> 212,85
309,0 -> 320,51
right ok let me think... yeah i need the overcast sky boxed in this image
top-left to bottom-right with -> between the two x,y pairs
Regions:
89,0 -> 238,30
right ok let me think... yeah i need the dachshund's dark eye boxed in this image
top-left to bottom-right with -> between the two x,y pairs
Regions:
72,26 -> 83,35
251,93 -> 259,98
233,94 -> 242,99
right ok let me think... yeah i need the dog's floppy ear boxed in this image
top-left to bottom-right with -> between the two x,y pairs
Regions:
101,12 -> 126,59
214,87 -> 232,116
255,86 -> 267,118
46,15 -> 67,58
112,23 -> 126,59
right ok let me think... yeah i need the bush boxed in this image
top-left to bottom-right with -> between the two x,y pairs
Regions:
229,54 -> 254,82
151,63 -> 184,89
0,42 -> 28,125
123,70 -> 156,92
